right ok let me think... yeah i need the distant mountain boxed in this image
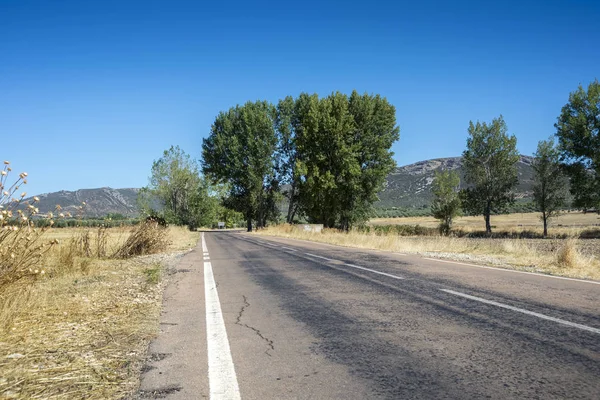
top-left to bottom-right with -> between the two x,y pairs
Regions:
376,155 -> 535,208
23,188 -> 140,217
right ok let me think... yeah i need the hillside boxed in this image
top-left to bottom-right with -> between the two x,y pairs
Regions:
376,155 -> 535,208
21,156 -> 535,217
23,187 -> 140,217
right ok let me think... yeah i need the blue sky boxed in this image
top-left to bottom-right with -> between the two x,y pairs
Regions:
1,0 -> 599,196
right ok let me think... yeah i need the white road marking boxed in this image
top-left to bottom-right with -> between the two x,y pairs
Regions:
305,253 -> 335,261
440,289 -> 600,335
281,246 -> 297,252
202,233 -> 241,400
424,257 -> 600,285
305,253 -> 404,280
344,263 -> 405,280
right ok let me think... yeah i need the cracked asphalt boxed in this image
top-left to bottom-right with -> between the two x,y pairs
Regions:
137,231 -> 600,399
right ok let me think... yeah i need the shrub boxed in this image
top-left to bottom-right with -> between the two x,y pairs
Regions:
112,221 -> 170,259
556,239 -> 580,269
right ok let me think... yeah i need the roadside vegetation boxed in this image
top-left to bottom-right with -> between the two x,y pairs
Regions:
0,163 -> 200,398
256,223 -> 600,281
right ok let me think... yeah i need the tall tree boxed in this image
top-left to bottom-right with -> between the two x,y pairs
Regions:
532,138 -> 568,237
202,101 -> 278,232
294,91 -> 399,229
431,170 -> 461,235
555,80 -> 600,210
139,146 -> 214,228
274,95 -> 300,223
461,116 -> 520,234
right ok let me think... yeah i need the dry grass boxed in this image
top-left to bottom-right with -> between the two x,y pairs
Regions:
256,225 -> 600,281
370,211 -> 600,237
112,222 -> 170,259
0,226 -> 200,399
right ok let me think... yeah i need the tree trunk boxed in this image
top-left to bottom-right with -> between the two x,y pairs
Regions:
543,212 -> 548,238
484,204 -> 492,234
286,184 -> 297,223
247,217 -> 252,232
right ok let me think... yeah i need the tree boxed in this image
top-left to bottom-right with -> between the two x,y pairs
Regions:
461,116 -> 520,234
274,95 -> 301,223
532,138 -> 568,237
555,80 -> 600,210
295,91 -> 400,230
139,146 -> 215,228
202,101 -> 278,232
431,170 -> 461,235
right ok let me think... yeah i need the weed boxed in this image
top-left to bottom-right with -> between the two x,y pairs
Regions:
143,265 -> 161,284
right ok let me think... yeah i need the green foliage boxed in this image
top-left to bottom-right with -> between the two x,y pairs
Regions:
431,170 -> 461,235
555,80 -> 600,210
202,101 -> 279,231
295,91 -> 400,230
105,213 -> 127,220
532,137 -> 568,237
203,92 -> 399,231
143,265 -> 161,284
274,95 -> 300,223
460,116 -> 520,233
140,146 -> 215,229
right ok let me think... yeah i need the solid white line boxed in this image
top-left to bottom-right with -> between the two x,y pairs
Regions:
344,263 -> 405,280
203,234 -> 241,400
440,289 -> 600,335
305,253 -> 335,261
424,257 -> 600,285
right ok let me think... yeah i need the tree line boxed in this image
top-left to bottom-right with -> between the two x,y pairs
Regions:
432,79 -> 599,237
139,80 -> 598,237
201,91 -> 400,231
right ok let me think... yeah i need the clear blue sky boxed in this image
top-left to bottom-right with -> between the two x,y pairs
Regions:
1,0 -> 599,196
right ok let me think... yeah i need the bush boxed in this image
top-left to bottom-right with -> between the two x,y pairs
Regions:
112,221 -> 171,259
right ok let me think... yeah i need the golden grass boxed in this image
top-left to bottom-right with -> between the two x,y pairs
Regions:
370,211 -> 600,236
255,225 -> 600,281
0,226 -> 200,399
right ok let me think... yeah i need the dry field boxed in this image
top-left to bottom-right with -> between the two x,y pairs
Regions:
0,226 -> 199,399
370,211 -> 600,236
256,223 -> 600,281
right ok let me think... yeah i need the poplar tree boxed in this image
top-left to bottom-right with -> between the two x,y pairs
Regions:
460,116 -> 519,234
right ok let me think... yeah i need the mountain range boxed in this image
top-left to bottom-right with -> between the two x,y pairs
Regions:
376,155 -> 535,208
22,188 -> 140,217
22,156 -> 536,216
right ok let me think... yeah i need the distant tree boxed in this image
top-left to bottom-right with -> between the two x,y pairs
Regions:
555,80 -> 600,211
532,137 -> 568,237
431,170 -> 461,235
460,116 -> 520,234
202,101 -> 279,232
139,146 -> 215,228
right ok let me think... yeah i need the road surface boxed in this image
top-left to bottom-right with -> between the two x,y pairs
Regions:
138,231 -> 600,399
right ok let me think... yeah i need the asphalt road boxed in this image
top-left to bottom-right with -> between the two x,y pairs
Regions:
138,231 -> 600,399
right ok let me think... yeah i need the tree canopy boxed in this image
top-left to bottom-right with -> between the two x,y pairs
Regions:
532,137 -> 567,237
294,91 -> 400,229
460,116 -> 520,234
202,91 -> 399,230
202,100 -> 279,232
431,170 -> 461,235
139,145 -> 216,229
555,80 -> 600,210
